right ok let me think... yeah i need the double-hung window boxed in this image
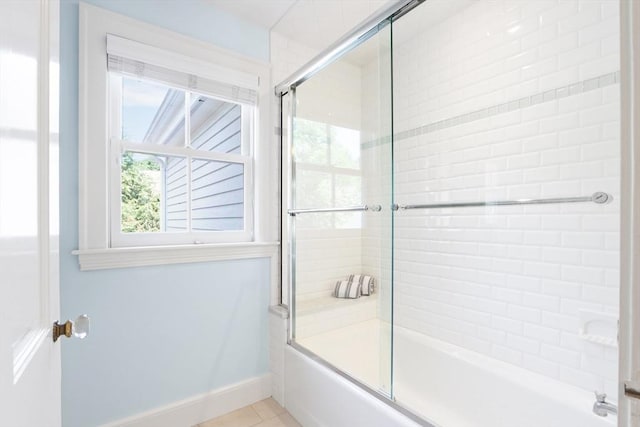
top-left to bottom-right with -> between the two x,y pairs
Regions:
107,35 -> 256,246
77,4 -> 275,270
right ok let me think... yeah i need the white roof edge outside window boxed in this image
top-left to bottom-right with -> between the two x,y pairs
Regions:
106,34 -> 258,105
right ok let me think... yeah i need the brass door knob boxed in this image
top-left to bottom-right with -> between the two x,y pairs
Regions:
53,314 -> 90,342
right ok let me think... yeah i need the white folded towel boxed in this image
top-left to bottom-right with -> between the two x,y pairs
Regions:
333,280 -> 361,299
348,274 -> 375,296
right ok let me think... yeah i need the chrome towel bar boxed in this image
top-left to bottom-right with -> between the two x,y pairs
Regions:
288,205 -> 382,216
392,192 -> 612,211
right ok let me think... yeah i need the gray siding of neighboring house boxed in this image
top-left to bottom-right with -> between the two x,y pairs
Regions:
165,103 -> 244,232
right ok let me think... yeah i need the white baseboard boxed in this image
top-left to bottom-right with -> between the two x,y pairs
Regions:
100,374 -> 272,427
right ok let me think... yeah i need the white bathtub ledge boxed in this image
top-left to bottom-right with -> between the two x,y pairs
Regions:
284,346 -> 425,427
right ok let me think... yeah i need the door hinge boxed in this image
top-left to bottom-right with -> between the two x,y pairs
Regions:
624,381 -> 640,400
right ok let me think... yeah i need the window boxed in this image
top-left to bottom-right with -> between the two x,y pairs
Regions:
107,42 -> 255,246
77,4 -> 276,270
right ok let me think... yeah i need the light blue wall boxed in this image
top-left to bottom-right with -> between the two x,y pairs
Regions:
72,0 -> 269,61
59,2 -> 271,426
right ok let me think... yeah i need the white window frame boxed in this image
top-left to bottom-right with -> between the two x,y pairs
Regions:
108,75 -> 254,247
76,3 -> 278,270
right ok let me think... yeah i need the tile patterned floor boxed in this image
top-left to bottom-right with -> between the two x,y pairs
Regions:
198,398 -> 302,427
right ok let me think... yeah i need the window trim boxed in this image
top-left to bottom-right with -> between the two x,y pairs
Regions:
108,82 -> 255,246
72,242 -> 279,271
78,3 -> 277,269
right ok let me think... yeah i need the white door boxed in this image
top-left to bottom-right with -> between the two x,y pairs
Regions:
0,1 -> 61,426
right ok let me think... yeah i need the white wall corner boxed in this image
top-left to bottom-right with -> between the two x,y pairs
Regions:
98,374 -> 272,427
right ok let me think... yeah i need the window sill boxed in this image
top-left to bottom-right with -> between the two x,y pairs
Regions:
72,241 -> 280,271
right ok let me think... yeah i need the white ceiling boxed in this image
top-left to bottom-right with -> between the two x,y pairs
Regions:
208,0 -> 471,69
208,0 -> 395,51
273,0 -> 392,50
207,0 -> 297,30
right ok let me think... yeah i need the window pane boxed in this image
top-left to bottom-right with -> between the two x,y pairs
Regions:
296,170 -> 332,208
295,170 -> 333,229
121,152 -> 161,232
121,151 -> 187,233
335,175 -> 362,229
330,125 -> 360,169
165,156 -> 189,232
335,174 -> 361,206
293,118 -> 328,164
120,77 -> 185,146
191,159 -> 244,231
190,94 -> 243,155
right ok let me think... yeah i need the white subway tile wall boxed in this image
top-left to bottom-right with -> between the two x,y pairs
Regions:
273,0 -> 621,405
294,230 -> 363,299
387,0 -> 620,399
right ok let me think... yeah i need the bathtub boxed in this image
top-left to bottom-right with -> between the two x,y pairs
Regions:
394,325 -> 616,427
289,319 -> 616,427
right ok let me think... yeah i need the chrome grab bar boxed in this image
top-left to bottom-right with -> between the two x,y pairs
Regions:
288,204 -> 382,216
392,192 -> 612,211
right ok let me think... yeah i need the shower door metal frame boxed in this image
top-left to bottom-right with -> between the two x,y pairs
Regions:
276,1 -> 633,427
275,1 -> 432,426
288,86 -> 297,343
278,84 -> 433,423
277,0 -> 423,331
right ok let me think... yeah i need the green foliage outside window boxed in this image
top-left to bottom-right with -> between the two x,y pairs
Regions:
121,152 -> 161,232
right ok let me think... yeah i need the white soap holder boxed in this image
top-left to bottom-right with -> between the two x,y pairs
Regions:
578,309 -> 618,348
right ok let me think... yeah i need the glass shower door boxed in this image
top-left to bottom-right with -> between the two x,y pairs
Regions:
390,1 -> 621,426
287,22 -> 394,395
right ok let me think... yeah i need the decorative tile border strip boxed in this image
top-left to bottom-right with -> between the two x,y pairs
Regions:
361,70 -> 620,149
